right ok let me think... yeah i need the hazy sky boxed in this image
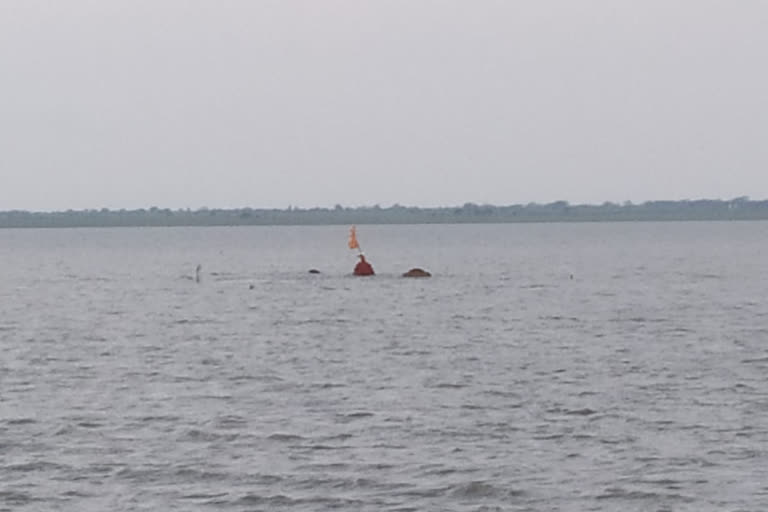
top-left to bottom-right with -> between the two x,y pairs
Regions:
2,1 -> 767,211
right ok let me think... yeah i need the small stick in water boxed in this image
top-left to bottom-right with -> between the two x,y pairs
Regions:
195,264 -> 202,283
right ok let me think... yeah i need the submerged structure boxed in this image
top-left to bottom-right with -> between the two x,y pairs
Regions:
402,268 -> 431,278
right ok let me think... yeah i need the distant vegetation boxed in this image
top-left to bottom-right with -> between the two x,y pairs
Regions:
1,198 -> 767,228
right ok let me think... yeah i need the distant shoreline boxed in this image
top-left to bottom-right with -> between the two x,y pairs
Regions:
1,199 -> 767,228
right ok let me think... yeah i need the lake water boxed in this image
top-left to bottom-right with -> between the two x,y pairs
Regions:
1,222 -> 768,511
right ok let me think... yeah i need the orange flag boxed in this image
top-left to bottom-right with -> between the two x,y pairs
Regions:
348,225 -> 360,250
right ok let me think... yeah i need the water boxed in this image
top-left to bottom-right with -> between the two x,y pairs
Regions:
2,222 -> 768,511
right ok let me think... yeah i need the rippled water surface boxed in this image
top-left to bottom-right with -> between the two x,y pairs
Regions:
2,222 -> 768,511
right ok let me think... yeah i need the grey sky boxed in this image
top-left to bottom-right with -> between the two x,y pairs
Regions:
2,1 -> 767,211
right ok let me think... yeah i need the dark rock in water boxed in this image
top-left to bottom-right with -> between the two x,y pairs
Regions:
403,268 -> 431,278
249,284 -> 255,290
308,269 -> 321,274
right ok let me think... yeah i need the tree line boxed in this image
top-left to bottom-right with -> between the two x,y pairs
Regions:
1,198 -> 767,228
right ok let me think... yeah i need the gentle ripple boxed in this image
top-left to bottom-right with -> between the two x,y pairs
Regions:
1,222 -> 768,511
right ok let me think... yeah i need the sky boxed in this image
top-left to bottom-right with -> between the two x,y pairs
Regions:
1,1 -> 767,211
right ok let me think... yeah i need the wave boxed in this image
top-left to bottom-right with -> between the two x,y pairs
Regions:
267,433 -> 306,442
595,486 -> 694,503
450,480 -> 526,499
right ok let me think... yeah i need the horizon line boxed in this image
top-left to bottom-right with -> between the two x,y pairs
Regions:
1,196 -> 763,214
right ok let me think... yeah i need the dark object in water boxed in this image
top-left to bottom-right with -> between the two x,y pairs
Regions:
249,284 -> 255,289
308,269 -> 321,274
353,254 -> 375,276
403,268 -> 431,278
